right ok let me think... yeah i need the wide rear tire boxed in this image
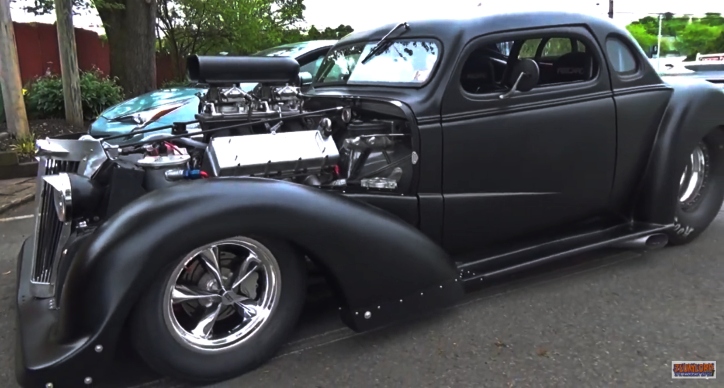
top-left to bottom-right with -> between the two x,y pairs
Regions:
667,130 -> 724,245
130,235 -> 306,384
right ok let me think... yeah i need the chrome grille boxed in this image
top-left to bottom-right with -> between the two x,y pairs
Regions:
29,158 -> 78,297
29,137 -> 109,299
32,159 -> 79,282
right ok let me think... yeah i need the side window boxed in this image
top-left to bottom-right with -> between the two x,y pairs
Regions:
460,34 -> 599,95
542,38 -> 573,57
519,39 -> 542,58
605,37 -> 637,74
496,41 -> 513,56
300,53 -> 326,75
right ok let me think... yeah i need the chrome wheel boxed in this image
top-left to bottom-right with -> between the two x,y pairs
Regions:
679,143 -> 710,210
163,237 -> 281,352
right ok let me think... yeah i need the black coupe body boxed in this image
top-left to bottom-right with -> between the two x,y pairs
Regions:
15,11 -> 724,387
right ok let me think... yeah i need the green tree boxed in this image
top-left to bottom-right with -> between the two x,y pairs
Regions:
678,23 -> 724,58
710,31 -> 724,53
25,0 -> 157,99
626,24 -> 657,53
626,13 -> 724,57
300,24 -> 353,40
316,25 -> 354,39
700,13 -> 724,27
156,0 -> 308,79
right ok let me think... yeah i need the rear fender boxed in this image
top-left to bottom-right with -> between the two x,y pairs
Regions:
56,178 -> 462,348
634,79 -> 724,224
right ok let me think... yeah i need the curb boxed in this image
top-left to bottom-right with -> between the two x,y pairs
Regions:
0,193 -> 35,215
0,160 -> 39,180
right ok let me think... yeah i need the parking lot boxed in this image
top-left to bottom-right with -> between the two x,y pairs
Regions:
1,201 -> 723,387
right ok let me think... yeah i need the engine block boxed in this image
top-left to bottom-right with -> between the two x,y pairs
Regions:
201,130 -> 340,177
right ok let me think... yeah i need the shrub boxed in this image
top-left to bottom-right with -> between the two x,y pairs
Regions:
11,133 -> 36,159
79,68 -> 124,118
24,68 -> 124,120
24,75 -> 64,119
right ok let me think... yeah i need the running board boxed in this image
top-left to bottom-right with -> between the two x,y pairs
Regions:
457,223 -> 673,285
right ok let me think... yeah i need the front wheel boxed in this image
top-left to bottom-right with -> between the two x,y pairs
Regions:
130,236 -> 306,384
667,130 -> 724,245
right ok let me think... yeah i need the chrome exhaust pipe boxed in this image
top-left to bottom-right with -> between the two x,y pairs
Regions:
612,233 -> 669,250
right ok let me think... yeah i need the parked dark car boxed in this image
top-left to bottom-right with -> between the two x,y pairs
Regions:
15,10 -> 724,387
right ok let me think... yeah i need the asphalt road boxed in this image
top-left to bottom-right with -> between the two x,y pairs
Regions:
2,202 -> 724,388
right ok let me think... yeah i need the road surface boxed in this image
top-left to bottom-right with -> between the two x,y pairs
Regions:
1,202 -> 723,387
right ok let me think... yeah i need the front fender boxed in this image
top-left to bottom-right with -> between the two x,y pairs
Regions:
634,79 -> 724,224
57,178 -> 462,347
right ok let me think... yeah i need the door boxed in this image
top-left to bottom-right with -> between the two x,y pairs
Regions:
440,27 -> 617,256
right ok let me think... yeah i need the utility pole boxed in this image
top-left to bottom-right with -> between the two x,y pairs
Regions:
54,0 -> 84,128
0,0 -> 30,138
608,0 -> 614,19
656,13 -> 663,71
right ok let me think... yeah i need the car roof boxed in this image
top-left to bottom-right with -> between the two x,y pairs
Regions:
336,9 -> 626,49
308,7 -> 653,120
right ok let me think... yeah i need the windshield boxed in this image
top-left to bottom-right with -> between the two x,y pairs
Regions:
314,39 -> 441,85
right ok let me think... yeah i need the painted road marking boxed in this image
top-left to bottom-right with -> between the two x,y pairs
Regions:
0,214 -> 34,222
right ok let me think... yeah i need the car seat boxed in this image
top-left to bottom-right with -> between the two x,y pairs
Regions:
551,52 -> 594,83
460,54 -> 497,94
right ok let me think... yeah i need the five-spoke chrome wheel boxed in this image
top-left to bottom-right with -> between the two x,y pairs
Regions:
679,142 -> 710,211
163,237 -> 281,352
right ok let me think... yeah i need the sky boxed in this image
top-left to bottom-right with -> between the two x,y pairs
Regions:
9,0 -> 724,36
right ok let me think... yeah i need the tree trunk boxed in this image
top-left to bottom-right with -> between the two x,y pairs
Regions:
97,0 -> 157,99
54,0 -> 84,127
0,0 -> 30,137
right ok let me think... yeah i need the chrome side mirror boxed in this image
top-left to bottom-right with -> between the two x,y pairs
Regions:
499,58 -> 540,99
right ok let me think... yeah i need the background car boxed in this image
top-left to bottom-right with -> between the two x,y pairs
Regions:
89,39 -> 337,145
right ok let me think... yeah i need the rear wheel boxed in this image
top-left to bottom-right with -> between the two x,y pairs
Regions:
668,130 -> 724,245
130,236 -> 306,383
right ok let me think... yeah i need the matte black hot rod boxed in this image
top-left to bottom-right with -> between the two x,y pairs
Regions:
15,10 -> 724,387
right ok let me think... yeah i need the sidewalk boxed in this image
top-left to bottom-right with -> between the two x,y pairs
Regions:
0,178 -> 36,214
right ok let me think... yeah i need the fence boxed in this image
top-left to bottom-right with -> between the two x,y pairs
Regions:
12,22 -> 177,89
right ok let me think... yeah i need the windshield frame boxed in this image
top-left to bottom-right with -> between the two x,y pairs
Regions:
312,37 -> 444,89
251,40 -> 337,58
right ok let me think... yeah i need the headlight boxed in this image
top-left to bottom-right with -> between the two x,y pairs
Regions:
42,172 -> 103,223
43,173 -> 73,222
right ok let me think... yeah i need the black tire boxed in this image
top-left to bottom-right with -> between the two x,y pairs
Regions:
667,130 -> 724,245
129,236 -> 306,384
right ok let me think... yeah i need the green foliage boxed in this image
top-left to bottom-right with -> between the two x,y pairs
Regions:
23,0 -> 124,16
24,69 -> 124,120
306,25 -> 354,40
24,75 -> 64,119
626,24 -> 657,52
156,0 -> 352,80
157,0 -> 307,57
626,12 -> 724,57
11,133 -> 37,159
79,68 -> 124,118
678,23 -> 723,58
